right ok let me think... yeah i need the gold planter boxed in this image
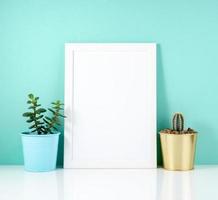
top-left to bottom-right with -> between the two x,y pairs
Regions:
160,132 -> 197,171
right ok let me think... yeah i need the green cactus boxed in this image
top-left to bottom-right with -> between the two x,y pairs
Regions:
172,113 -> 184,132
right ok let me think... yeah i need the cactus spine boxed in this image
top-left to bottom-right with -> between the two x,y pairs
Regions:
172,113 -> 184,132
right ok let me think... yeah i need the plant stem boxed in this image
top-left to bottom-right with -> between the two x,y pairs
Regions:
32,100 -> 41,134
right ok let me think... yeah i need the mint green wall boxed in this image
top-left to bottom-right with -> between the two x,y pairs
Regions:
0,0 -> 218,165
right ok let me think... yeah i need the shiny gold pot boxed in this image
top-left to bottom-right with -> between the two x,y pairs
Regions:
160,132 -> 197,171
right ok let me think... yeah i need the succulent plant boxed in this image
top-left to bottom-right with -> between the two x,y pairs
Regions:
160,113 -> 196,134
22,94 -> 46,134
172,113 -> 184,132
43,100 -> 65,133
23,94 -> 65,134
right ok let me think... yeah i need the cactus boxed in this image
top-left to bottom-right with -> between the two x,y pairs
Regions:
172,113 -> 184,132
160,113 -> 195,134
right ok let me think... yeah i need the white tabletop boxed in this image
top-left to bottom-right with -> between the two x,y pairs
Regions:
0,165 -> 216,200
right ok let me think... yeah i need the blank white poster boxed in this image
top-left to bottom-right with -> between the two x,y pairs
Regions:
64,44 -> 156,168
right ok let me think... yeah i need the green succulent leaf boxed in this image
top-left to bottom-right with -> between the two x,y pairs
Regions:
29,124 -> 36,129
48,108 -> 55,114
36,108 -> 46,114
36,115 -> 44,120
26,119 -> 34,123
28,106 -> 35,109
52,106 -> 63,110
43,118 -> 50,124
45,116 -> 52,121
35,121 -> 43,125
52,101 -> 64,105
28,94 -> 34,99
40,127 -> 47,133
22,112 -> 33,117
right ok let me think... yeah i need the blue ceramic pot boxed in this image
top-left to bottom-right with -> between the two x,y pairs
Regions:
21,132 -> 60,172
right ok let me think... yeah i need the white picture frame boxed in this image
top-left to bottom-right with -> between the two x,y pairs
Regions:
64,43 -> 156,168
